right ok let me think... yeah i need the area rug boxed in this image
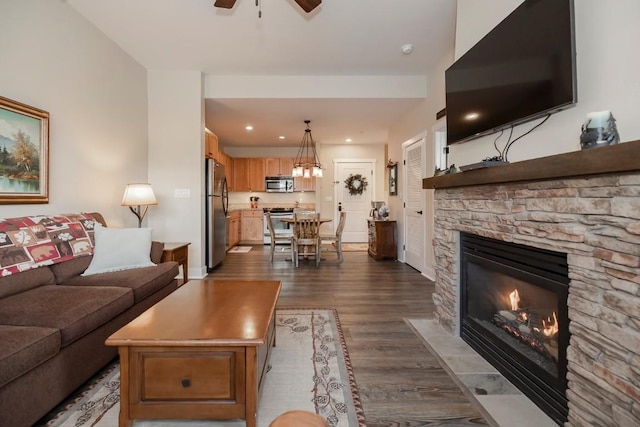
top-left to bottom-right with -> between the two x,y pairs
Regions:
227,246 -> 252,253
37,309 -> 365,427
335,243 -> 368,252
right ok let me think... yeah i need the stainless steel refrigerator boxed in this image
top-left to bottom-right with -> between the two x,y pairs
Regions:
206,159 -> 228,270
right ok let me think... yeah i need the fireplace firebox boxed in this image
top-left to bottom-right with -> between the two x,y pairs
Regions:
460,233 -> 569,425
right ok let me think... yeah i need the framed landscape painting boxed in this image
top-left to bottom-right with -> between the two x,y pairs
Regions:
0,96 -> 49,204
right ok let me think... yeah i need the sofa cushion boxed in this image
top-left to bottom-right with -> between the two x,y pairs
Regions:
0,285 -> 133,346
50,241 -> 167,283
49,256 -> 93,284
0,325 -> 60,388
61,262 -> 179,303
82,224 -> 155,276
150,241 -> 164,264
0,266 -> 56,299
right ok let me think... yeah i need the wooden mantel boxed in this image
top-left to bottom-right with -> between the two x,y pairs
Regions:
423,139 -> 640,189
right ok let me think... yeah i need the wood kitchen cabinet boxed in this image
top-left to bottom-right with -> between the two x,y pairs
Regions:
265,158 -> 294,177
233,158 -> 265,192
240,210 -> 264,244
368,220 -> 397,260
205,131 -> 218,159
226,210 -> 241,249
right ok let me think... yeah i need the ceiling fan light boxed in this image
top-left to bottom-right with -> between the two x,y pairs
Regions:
213,0 -> 237,9
295,0 -> 322,13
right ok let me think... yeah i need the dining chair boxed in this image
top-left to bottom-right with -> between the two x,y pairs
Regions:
292,211 -> 321,267
320,211 -> 346,262
265,212 -> 293,262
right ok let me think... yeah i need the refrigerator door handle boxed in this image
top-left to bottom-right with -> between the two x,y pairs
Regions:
222,177 -> 229,216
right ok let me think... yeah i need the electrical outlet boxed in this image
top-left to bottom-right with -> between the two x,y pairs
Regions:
174,189 -> 190,198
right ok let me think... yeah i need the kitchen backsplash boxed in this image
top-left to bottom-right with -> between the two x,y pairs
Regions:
228,191 -> 316,211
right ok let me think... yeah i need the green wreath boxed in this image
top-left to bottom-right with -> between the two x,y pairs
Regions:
344,173 -> 368,196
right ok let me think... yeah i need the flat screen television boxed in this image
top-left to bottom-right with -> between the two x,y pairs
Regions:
445,0 -> 577,145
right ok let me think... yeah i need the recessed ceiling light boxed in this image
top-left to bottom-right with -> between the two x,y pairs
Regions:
278,136 -> 285,140
401,44 -> 413,54
245,125 -> 253,131
345,138 -> 352,143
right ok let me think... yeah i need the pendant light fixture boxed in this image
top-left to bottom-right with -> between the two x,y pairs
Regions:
292,120 -> 323,178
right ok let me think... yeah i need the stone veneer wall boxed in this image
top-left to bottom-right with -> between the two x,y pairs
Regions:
431,173 -> 640,427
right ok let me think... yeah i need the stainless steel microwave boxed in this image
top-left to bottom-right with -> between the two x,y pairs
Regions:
265,176 -> 294,193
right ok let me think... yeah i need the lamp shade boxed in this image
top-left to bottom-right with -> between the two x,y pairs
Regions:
121,183 -> 157,206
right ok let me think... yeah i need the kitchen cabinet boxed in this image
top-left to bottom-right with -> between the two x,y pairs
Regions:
265,158 -> 294,177
226,210 -> 241,249
233,158 -> 265,192
368,220 -> 397,260
205,131 -> 218,159
241,210 -> 264,244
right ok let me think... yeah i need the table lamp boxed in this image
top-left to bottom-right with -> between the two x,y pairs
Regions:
121,183 -> 157,227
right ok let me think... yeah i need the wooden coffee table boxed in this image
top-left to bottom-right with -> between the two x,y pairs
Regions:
106,279 -> 281,427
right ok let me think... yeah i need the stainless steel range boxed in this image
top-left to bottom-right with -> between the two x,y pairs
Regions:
263,208 -> 294,244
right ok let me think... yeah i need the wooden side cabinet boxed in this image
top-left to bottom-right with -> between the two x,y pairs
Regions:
162,242 -> 191,284
368,220 -> 397,260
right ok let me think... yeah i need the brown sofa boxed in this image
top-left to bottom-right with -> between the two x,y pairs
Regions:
0,213 -> 179,426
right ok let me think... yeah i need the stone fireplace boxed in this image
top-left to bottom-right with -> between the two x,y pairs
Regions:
423,140 -> 640,427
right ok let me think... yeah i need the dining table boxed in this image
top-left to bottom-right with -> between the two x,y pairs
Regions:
279,217 -> 332,226
280,217 -> 332,263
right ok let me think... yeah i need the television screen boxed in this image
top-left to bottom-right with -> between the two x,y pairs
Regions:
445,0 -> 577,145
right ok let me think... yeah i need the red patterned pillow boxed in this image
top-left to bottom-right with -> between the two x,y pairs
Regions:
0,213 -> 97,276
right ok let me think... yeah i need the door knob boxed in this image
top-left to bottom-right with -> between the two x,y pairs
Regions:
416,210 -> 423,215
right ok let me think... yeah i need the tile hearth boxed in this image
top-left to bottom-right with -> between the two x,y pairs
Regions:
407,318 -> 556,427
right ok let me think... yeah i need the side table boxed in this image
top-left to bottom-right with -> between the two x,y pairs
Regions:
161,242 -> 190,284
367,220 -> 397,260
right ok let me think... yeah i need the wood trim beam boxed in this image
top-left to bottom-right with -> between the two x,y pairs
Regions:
423,139 -> 640,189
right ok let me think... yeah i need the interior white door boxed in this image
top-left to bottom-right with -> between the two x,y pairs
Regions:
335,161 -> 374,242
403,136 -> 426,271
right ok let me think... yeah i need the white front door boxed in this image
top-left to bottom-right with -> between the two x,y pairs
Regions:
335,160 -> 375,242
403,135 -> 426,271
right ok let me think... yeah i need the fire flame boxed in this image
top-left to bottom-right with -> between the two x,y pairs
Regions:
542,312 -> 559,337
509,289 -> 520,311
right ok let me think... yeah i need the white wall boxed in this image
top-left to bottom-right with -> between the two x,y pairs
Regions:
0,0 -> 148,226
387,0 -> 640,279
147,71 -> 205,278
449,0 -> 640,166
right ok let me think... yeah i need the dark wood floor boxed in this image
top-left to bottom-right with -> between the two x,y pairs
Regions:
208,245 -> 488,427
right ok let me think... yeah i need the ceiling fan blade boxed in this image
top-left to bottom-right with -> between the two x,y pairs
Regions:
214,0 -> 237,9
294,0 -> 321,13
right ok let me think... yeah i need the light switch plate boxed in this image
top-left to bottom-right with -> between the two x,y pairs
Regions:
174,189 -> 190,198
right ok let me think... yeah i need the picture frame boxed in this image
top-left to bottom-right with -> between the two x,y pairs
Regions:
388,163 -> 398,196
0,96 -> 49,204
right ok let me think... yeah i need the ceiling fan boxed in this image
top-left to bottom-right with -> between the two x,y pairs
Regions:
214,0 -> 321,14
